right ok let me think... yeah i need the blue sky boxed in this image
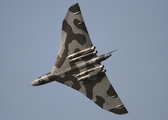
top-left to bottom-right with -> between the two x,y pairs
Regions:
1,0 -> 168,120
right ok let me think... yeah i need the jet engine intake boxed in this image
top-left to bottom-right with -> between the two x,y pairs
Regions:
67,46 -> 96,59
70,50 -> 97,62
77,68 -> 106,81
76,65 -> 104,77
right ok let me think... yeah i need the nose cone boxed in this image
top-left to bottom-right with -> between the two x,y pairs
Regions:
104,53 -> 111,58
30,79 -> 39,86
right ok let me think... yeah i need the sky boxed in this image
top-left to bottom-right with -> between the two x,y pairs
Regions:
1,0 -> 168,120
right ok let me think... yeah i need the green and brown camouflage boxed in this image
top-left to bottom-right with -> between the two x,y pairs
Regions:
31,3 -> 128,115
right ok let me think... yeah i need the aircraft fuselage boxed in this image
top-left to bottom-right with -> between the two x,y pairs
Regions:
30,52 -> 111,86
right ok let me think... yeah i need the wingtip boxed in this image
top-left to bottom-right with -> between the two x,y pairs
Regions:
69,3 -> 80,13
109,107 -> 128,115
73,3 -> 79,6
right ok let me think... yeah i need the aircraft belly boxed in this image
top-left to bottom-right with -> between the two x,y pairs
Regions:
31,3 -> 128,115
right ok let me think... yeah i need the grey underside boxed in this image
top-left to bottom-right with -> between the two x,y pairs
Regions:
51,3 -> 128,114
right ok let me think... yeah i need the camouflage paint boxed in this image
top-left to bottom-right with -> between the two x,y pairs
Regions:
31,3 -> 128,115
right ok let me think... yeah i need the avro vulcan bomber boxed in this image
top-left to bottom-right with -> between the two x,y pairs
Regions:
30,3 -> 128,115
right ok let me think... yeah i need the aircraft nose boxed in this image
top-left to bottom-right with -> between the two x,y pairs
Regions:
30,79 -> 39,86
104,53 -> 111,58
